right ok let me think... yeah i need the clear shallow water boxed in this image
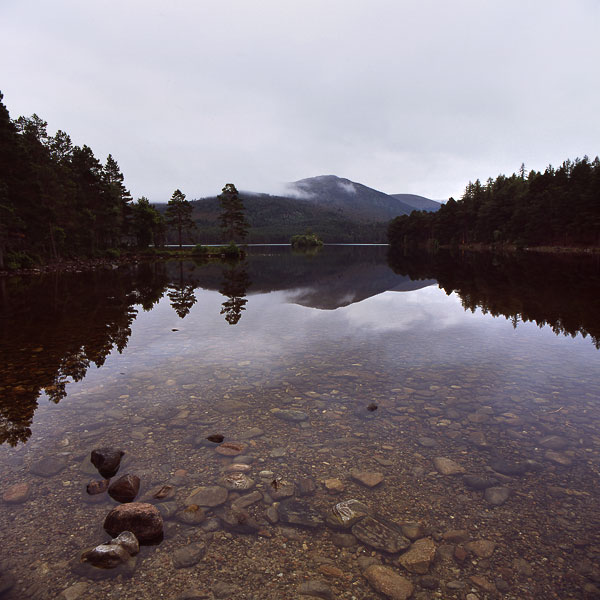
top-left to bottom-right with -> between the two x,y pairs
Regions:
0,246 -> 599,599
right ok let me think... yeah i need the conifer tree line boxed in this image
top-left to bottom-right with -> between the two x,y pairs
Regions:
388,157 -> 600,249
0,92 -> 252,269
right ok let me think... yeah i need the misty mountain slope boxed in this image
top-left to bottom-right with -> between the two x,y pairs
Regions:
390,194 -> 441,212
285,175 -> 415,222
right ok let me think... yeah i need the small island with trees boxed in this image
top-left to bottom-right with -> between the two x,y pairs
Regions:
290,232 -> 324,248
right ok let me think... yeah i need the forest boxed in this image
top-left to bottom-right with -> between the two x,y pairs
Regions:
388,158 -> 600,249
0,92 -> 166,270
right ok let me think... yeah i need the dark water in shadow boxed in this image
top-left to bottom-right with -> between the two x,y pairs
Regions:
0,245 -> 599,599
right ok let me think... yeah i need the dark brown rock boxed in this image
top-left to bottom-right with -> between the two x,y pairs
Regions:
108,474 -> 140,503
104,502 -> 163,543
364,564 -> 414,599
91,448 -> 124,478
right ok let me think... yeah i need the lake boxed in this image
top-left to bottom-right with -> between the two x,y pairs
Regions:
1,245 -> 599,600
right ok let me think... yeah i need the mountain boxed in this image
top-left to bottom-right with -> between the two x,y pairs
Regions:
156,175 -> 441,243
390,194 -> 441,213
285,175 -> 415,223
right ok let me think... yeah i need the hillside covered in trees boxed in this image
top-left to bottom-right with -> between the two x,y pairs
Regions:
388,158 -> 600,249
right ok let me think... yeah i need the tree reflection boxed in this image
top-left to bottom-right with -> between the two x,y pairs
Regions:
219,260 -> 252,325
388,248 -> 600,348
167,262 -> 197,318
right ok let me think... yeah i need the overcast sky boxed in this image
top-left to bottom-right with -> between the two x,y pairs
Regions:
1,1 -> 599,202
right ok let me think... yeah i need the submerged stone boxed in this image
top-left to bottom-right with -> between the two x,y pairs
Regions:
364,564 -> 414,600
81,543 -> 130,569
90,448 -> 124,478
352,515 -> 411,554
220,472 -> 254,491
185,486 -> 228,507
108,474 -> 140,503
104,502 -> 163,543
326,499 -> 370,530
278,498 -> 324,528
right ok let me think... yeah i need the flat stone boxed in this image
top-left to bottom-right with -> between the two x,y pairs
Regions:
296,580 -> 333,599
470,575 -> 496,594
539,435 -> 569,450
544,450 -> 573,466
297,477 -> 317,496
270,479 -> 295,500
59,582 -> 89,600
231,490 -> 263,511
186,486 -> 228,507
108,474 -> 140,503
397,537 -> 436,574
172,543 -> 206,568
220,472 -> 254,491
418,436 -> 437,448
350,470 -> 384,488
442,529 -> 470,543
81,543 -> 131,568
212,581 -> 238,598
489,458 -> 529,476
278,498 -> 324,528
176,588 -> 211,600
433,457 -> 465,476
465,540 -> 496,558
104,502 -> 163,543
270,408 -> 308,422
326,499 -> 370,530
401,522 -> 425,541
3,482 -> 31,503
223,463 -> 251,473
176,505 -> 206,525
331,532 -> 357,548
352,515 -> 411,554
364,564 -> 414,600
215,442 -> 246,457
323,478 -> 344,493
30,456 -> 67,477
238,427 -> 264,440
484,486 -> 511,506
463,475 -> 499,490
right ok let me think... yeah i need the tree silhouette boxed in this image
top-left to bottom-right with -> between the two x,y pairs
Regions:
219,260 -> 251,325
166,189 -> 195,248
218,183 -> 248,243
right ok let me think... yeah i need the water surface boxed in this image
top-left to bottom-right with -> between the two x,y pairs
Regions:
1,246 -> 599,599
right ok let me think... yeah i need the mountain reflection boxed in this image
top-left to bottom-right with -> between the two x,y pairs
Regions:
387,248 -> 600,348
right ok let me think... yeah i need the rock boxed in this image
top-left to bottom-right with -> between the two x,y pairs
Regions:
231,490 -> 263,511
323,478 -> 344,493
489,458 -> 530,476
454,545 -> 468,562
59,582 -> 88,600
484,486 -> 511,506
352,515 -> 411,554
109,531 -> 139,556
465,540 -> 496,558
108,474 -> 140,503
297,477 -> 317,496
326,498 -> 370,530
539,435 -> 569,450
185,486 -> 228,507
206,434 -> 224,443
469,575 -> 496,594
81,543 -> 130,568
172,543 -> 206,568
401,522 -> 425,541
318,564 -> 345,579
86,479 -> 109,496
296,579 -> 333,599
418,436 -> 437,448
269,479 -> 295,500
442,529 -> 470,543
157,501 -> 179,519
30,456 -> 67,477
364,564 -> 414,600
90,448 -> 124,478
397,538 -> 436,574
420,575 -> 438,590
278,498 -> 324,528
331,532 -> 357,548
270,447 -> 287,458
513,557 -> 533,577
270,408 -> 308,422
2,482 -> 31,503
545,450 -> 573,466
350,470 -> 384,488
463,475 -> 499,490
223,463 -> 251,473
215,442 -> 246,457
221,507 -> 260,534
212,581 -> 238,598
433,457 -> 465,475
238,427 -> 264,440
177,588 -> 211,600
200,517 -> 222,532
176,505 -> 206,526
220,472 -> 254,491
104,502 -> 163,543
265,506 -> 279,524
151,484 -> 175,501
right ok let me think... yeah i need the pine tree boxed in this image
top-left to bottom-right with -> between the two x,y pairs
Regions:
218,183 -> 248,243
165,189 -> 195,248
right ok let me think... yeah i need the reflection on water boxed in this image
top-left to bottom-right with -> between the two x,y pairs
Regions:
0,246 -> 599,599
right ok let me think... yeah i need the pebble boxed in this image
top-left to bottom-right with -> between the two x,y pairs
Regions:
465,539 -> 496,558
297,477 -> 317,496
221,472 -> 254,491
172,543 -> 206,568
364,564 -> 414,600
215,442 -> 246,457
433,457 -> 465,475
59,582 -> 88,600
231,490 -> 263,510
296,579 -> 333,599
186,486 -> 228,507
463,475 -> 499,490
469,575 -> 496,594
2,482 -> 31,503
29,456 -> 67,477
323,478 -> 344,493
397,537 -> 436,574
176,505 -> 206,525
350,470 -> 384,487
484,486 -> 511,506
